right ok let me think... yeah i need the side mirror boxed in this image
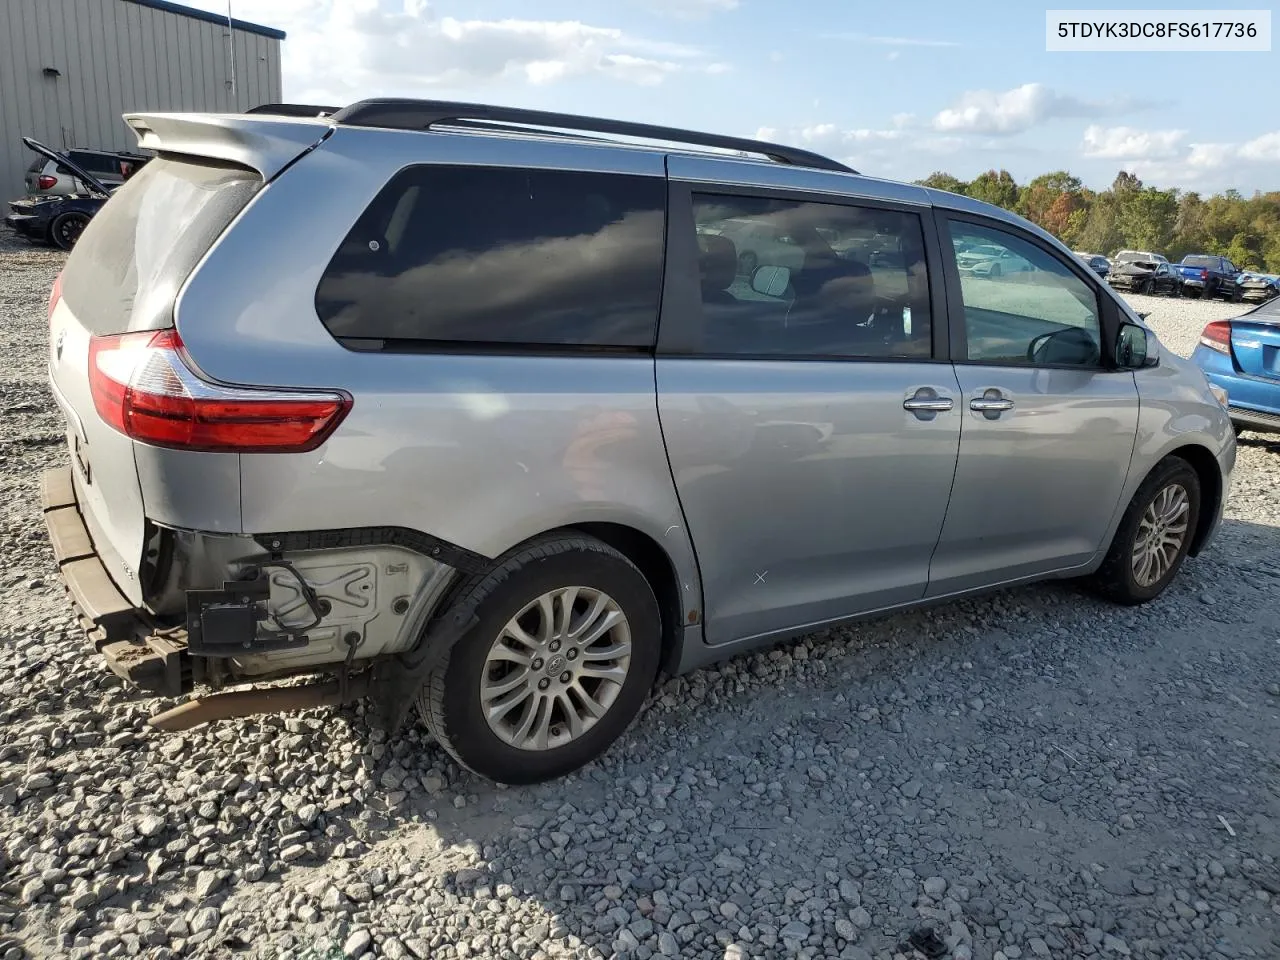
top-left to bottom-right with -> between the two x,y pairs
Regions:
750,264 -> 791,297
1115,321 -> 1159,369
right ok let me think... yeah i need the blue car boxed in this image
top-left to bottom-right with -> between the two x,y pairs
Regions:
1192,296 -> 1280,434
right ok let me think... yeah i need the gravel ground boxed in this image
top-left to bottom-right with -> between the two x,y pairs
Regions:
1,232 -> 1278,960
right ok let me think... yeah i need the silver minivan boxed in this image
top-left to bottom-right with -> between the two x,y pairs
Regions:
42,100 -> 1236,783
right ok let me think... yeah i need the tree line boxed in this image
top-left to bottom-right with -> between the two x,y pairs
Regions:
916,169 -> 1280,273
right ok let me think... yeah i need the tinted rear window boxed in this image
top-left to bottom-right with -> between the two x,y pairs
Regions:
315,165 -> 666,349
1182,255 -> 1218,269
61,157 -> 261,335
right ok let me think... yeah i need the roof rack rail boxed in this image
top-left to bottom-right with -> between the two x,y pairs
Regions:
327,99 -> 857,174
246,103 -> 340,118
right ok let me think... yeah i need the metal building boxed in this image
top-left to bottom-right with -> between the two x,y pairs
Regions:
1,0 -> 284,202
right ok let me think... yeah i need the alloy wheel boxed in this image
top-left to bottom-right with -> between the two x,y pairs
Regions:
479,586 -> 632,751
1131,482 -> 1190,587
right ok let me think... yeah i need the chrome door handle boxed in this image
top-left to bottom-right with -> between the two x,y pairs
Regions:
903,397 -> 954,412
970,397 -> 1014,412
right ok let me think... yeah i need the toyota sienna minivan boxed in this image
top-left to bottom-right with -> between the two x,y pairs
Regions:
42,99 -> 1235,783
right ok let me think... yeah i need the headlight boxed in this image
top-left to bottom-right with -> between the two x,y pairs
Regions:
1209,384 -> 1229,408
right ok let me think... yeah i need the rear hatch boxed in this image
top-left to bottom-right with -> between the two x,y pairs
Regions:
49,154 -> 267,604
1229,304 -> 1280,382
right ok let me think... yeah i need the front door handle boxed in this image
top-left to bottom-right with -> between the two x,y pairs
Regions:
970,397 -> 1014,412
970,387 -> 1015,419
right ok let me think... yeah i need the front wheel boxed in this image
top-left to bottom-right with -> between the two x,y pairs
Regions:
1092,457 -> 1201,605
418,535 -> 661,784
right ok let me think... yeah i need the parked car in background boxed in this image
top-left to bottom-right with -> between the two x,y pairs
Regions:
1193,296 -> 1280,434
1113,249 -> 1168,266
1175,254 -> 1241,301
1236,271 -> 1280,303
1074,251 -> 1110,278
5,139 -> 117,249
1108,258 -> 1182,296
24,144 -> 147,196
955,242 -> 1035,277
41,98 -> 1235,784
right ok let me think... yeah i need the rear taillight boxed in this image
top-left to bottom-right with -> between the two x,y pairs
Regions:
36,175 -> 57,190
1199,320 -> 1232,355
1200,269 -> 1208,280
87,329 -> 351,453
47,272 -> 62,322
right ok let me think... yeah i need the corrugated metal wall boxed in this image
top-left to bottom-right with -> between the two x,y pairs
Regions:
0,0 -> 282,203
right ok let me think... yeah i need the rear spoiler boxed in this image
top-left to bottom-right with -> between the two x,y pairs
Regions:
123,112 -> 333,181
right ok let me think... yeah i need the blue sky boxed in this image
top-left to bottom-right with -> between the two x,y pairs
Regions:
184,0 -> 1279,194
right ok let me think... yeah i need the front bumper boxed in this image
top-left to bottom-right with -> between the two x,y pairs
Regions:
41,466 -> 188,694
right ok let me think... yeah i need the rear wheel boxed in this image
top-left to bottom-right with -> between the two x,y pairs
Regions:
418,535 -> 661,784
1092,457 -> 1201,605
50,211 -> 91,250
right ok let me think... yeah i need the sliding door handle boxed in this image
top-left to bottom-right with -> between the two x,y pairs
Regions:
903,397 -> 954,412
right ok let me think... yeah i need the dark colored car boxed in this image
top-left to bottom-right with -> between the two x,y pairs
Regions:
1074,251 -> 1110,278
1175,254 -> 1241,301
5,138 -> 129,250
1107,258 -> 1182,297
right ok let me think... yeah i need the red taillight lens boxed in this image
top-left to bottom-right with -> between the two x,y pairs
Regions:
88,330 -> 351,453
36,175 -> 57,190
1200,269 -> 1208,280
48,272 -> 63,322
1199,320 -> 1232,355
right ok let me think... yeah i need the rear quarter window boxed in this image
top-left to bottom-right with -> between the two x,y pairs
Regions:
60,156 -> 261,335
315,165 -> 667,349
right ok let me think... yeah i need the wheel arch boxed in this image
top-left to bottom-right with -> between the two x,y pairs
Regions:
565,522 -> 688,676
1163,443 -> 1223,557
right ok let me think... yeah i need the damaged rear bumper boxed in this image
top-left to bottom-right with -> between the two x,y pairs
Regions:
40,465 -> 477,731
41,466 -> 189,695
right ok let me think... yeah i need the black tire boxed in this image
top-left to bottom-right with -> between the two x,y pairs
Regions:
1092,457 -> 1201,605
417,535 -> 661,784
50,211 -> 91,251
1139,279 -> 1153,295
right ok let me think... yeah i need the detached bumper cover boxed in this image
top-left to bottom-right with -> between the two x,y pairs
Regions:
4,212 -> 49,239
41,466 -> 187,693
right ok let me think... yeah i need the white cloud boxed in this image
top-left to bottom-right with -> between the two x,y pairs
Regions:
934,83 -> 1132,136
183,0 -> 723,101
1080,125 -> 1186,160
1239,131 -> 1280,161
1102,129 -> 1280,192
